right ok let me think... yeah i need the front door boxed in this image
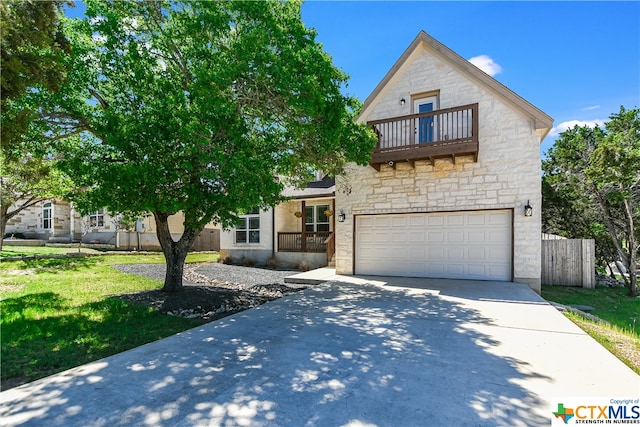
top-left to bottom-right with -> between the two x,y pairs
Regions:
414,96 -> 438,143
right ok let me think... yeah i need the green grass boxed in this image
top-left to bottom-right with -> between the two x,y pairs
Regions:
0,245 -> 103,258
542,285 -> 640,335
542,284 -> 640,374
0,252 -> 219,388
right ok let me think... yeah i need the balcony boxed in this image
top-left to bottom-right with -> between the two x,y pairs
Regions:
368,103 -> 479,171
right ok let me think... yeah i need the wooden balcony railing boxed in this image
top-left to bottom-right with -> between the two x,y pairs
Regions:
368,103 -> 479,170
277,232 -> 332,254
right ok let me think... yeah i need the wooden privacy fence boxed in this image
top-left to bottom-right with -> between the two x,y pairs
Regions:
191,228 -> 220,252
541,238 -> 595,288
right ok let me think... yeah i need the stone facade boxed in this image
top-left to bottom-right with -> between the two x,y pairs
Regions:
335,36 -> 551,292
6,199 -> 119,244
5,199 -> 76,242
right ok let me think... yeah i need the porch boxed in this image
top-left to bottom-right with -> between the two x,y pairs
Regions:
276,199 -> 336,265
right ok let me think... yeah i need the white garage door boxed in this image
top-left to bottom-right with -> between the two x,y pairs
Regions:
355,210 -> 512,281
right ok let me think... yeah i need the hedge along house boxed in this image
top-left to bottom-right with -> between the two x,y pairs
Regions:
219,174 -> 336,269
334,31 -> 553,292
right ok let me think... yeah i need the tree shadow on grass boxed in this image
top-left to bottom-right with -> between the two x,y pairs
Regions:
0,280 -> 564,426
7,256 -> 98,274
0,293 -> 196,390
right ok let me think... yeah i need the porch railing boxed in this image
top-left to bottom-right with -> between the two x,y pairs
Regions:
278,231 -> 332,253
325,232 -> 335,265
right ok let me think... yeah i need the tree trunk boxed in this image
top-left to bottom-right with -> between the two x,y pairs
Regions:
0,205 -> 8,251
622,198 -> 638,297
154,211 -> 200,293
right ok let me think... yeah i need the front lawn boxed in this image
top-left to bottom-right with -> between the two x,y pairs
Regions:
542,284 -> 640,374
542,285 -> 639,334
0,252 -> 218,390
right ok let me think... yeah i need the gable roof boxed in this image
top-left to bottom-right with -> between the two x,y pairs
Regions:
359,30 -> 553,139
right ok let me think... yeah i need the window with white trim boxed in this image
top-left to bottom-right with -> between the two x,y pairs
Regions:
235,208 -> 260,244
42,202 -> 52,229
89,208 -> 105,227
305,204 -> 330,232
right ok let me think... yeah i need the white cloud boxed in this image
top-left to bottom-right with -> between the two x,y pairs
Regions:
468,55 -> 502,76
549,119 -> 605,136
582,105 -> 600,111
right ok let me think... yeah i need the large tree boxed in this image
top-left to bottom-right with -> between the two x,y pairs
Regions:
49,0 -> 376,292
543,107 -> 639,296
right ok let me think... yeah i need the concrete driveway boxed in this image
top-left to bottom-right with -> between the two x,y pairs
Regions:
1,276 -> 638,426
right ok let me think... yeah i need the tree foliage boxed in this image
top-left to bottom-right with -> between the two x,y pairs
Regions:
1,0 -> 71,153
49,0 -> 377,291
0,0 -> 74,249
543,107 -> 640,296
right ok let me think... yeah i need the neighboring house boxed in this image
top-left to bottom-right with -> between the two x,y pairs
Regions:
4,198 -> 219,251
4,199 -> 119,244
220,174 -> 336,269
334,31 -> 552,292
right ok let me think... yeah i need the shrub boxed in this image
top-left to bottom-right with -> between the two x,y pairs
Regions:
242,256 -> 256,267
266,256 -> 279,270
220,255 -> 234,265
297,260 -> 311,272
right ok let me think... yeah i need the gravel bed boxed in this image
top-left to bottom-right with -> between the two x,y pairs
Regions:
112,262 -> 295,287
192,262 -> 295,286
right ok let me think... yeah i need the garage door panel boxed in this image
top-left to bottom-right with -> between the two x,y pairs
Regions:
427,215 -> 445,226
467,247 -> 486,260
446,264 -> 465,276
467,264 -> 487,276
447,214 -> 464,226
446,247 -> 464,260
408,232 -> 425,243
427,231 -> 444,243
467,230 -> 486,243
409,216 -> 426,227
447,231 -> 464,243
356,210 -> 512,281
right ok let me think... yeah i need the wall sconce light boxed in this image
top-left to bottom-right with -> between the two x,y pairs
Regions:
524,200 -> 533,217
400,98 -> 406,106
338,209 -> 346,223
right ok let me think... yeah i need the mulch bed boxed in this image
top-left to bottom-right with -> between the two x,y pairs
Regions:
111,262 -> 305,323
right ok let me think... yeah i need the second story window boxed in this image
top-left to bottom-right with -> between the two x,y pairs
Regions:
42,202 -> 52,229
235,208 -> 260,244
89,209 -> 105,227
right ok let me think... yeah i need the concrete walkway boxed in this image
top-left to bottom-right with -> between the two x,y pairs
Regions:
1,276 -> 638,426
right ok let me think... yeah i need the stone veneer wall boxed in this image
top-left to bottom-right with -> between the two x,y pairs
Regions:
5,199 -> 71,240
335,43 -> 543,292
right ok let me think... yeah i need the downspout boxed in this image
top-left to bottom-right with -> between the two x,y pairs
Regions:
271,206 -> 276,258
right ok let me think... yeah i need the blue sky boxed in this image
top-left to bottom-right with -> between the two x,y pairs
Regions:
64,1 -> 639,156
300,1 -> 640,156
